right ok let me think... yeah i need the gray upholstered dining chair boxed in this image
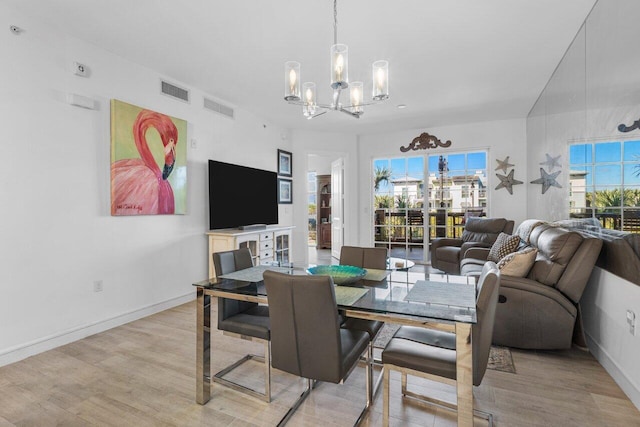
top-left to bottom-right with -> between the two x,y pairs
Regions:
212,248 -> 271,402
338,246 -> 387,389
339,245 -> 388,270
263,270 -> 372,426
338,246 -> 387,339
381,261 -> 500,427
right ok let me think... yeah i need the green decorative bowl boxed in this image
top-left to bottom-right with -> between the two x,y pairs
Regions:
307,265 -> 367,285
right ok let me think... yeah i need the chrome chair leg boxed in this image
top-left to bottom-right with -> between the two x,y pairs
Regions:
212,336 -> 271,402
277,349 -> 373,426
383,365 -> 390,427
264,340 -> 271,401
403,389 -> 494,427
277,379 -> 312,427
359,337 -> 385,400
366,342 -> 373,405
354,345 -> 373,426
386,364 -> 494,427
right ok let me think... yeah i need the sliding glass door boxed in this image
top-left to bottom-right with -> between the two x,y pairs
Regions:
373,151 -> 487,263
427,152 -> 488,240
373,157 -> 425,261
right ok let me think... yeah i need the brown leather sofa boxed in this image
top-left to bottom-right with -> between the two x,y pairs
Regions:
430,217 -> 515,275
460,221 -> 603,349
554,217 -> 640,287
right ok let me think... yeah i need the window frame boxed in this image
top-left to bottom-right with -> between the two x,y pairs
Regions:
568,140 -> 640,232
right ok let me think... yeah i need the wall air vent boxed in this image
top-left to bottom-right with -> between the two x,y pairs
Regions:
161,80 -> 190,103
203,97 -> 234,119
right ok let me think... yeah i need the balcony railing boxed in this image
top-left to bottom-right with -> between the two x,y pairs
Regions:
374,208 -> 487,243
571,210 -> 640,233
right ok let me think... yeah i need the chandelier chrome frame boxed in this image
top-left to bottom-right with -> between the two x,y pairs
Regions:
284,0 -> 389,119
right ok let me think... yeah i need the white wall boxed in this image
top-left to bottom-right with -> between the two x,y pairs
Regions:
308,154 -> 336,176
582,268 -> 640,408
357,119 -> 529,246
0,4 -> 290,365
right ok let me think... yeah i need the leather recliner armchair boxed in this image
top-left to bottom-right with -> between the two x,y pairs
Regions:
430,217 -> 515,275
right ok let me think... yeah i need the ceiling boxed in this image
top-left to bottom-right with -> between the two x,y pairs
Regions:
7,0 -> 596,135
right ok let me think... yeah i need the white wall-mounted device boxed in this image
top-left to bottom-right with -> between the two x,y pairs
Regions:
66,93 -> 96,110
73,61 -> 89,77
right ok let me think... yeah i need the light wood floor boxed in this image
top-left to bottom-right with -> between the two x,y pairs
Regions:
1,299 -> 638,427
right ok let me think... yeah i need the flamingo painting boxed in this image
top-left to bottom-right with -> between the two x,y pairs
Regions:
110,100 -> 187,215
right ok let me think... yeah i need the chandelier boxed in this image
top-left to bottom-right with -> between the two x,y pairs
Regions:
283,0 -> 389,119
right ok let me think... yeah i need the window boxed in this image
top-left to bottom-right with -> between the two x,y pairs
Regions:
427,152 -> 488,238
373,151 -> 487,261
461,185 -> 470,198
569,140 -> 640,232
373,157 -> 424,261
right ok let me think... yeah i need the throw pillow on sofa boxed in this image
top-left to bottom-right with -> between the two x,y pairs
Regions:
497,247 -> 538,277
488,232 -> 520,262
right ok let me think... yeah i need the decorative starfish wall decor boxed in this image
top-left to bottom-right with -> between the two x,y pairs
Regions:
495,156 -> 514,174
530,167 -> 562,194
540,153 -> 561,171
495,169 -> 523,195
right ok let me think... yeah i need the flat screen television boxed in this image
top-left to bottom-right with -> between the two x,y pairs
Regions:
208,160 -> 279,230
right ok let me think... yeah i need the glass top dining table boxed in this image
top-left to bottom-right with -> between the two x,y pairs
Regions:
193,264 -> 477,322
192,264 -> 478,427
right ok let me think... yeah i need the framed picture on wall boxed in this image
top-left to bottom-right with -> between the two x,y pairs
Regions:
277,149 -> 292,177
110,99 -> 187,216
277,178 -> 293,204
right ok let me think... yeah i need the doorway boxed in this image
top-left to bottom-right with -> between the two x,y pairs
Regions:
307,153 -> 346,262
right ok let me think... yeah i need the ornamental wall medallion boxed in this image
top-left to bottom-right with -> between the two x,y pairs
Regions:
618,118 -> 640,133
400,132 -> 452,152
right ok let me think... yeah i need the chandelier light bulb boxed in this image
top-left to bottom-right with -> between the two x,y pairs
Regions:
330,44 -> 349,89
372,60 -> 389,101
376,69 -> 385,89
302,82 -> 317,117
284,61 -> 301,101
335,55 -> 344,80
351,87 -> 359,104
350,81 -> 363,114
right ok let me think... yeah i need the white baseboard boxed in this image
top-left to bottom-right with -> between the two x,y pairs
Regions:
586,332 -> 640,410
0,292 -> 195,367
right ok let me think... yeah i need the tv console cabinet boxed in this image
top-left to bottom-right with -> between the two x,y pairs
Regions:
206,225 -> 294,278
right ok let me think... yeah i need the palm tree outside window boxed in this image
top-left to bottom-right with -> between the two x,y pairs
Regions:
569,140 -> 640,232
372,151 -> 487,262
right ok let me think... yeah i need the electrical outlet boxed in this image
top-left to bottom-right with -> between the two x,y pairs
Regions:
190,138 -> 197,149
93,280 -> 103,292
627,310 -> 636,336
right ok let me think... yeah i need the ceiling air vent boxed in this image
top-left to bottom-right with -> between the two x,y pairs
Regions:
204,97 -> 234,119
161,80 -> 189,103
